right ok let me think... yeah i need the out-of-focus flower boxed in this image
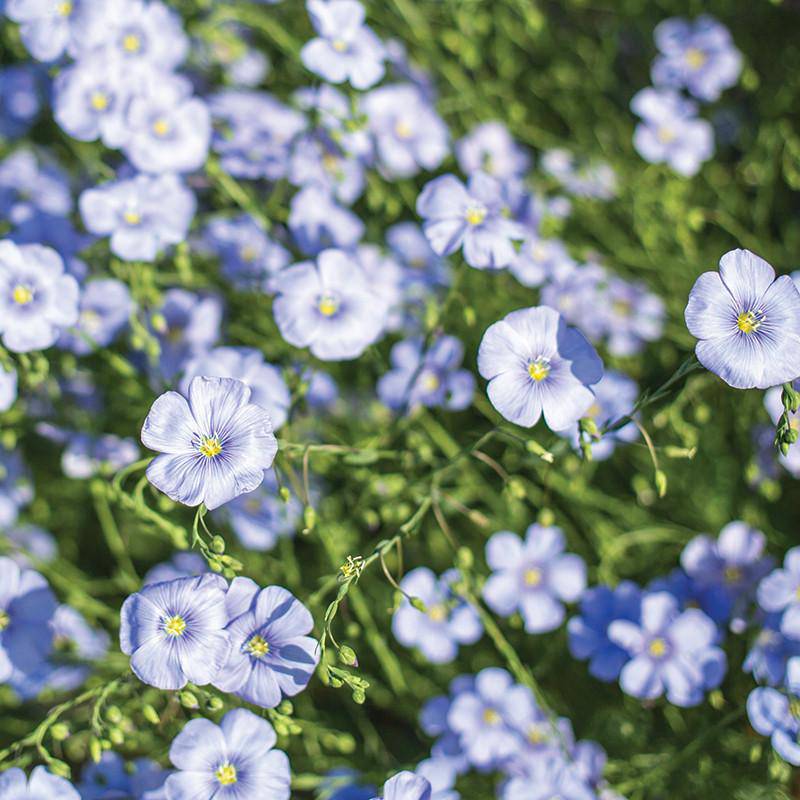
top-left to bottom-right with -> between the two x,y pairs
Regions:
568,581 -> 642,682
288,186 -> 364,256
747,687 -> 800,766
609,591 -> 726,706
483,525 -> 586,634
0,450 -> 33,529
120,573 -> 230,690
59,432 -> 139,480
5,0 -> 84,62
685,249 -> 800,389
214,579 -> 318,708
301,0 -> 385,90
141,376 -> 278,510
0,240 -> 80,353
165,708 -> 290,799
272,248 -> 388,360
652,16 -> 742,102
392,567 -> 482,664
0,150 -> 71,226
289,132 -> 365,205
0,64 -> 43,139
369,771 -> 432,800
477,306 -> 603,431
377,336 -> 475,413
143,552 -> 209,586
541,149 -> 617,200
364,84 -> 448,178
456,121 -> 530,180
743,614 -> 800,686
180,347 -> 290,432
631,88 -> 713,176
764,382 -> 800,477
0,766 -> 79,800
509,237 -> 576,289
758,547 -> 800,639
417,173 -> 526,269
59,278 -> 133,355
78,752 -> 170,800
502,756 -> 595,800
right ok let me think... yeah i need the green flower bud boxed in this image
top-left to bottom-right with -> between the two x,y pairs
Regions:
352,688 -> 366,704
211,535 -> 226,554
50,723 -> 70,741
279,487 -> 291,503
207,696 -> 224,712
338,645 -> 358,666
48,760 -> 72,779
179,691 -> 199,709
143,705 -> 160,725
90,737 -> 103,764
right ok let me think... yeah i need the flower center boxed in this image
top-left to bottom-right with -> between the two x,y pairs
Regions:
123,210 -> 142,226
239,245 -> 257,262
215,763 -> 238,786
164,615 -> 186,637
57,1 -> 72,16
152,118 -> 170,137
528,724 -> 547,744
199,435 -> 223,459
245,634 -> 270,658
322,153 -> 341,174
482,707 -> 501,725
0,610 -> 9,632
657,126 -> 676,144
464,204 -> 487,226
123,33 -> 142,53
648,637 -> 667,658
420,371 -> 440,393
528,358 -> 550,382
523,567 -> 542,587
12,285 -> 34,306
90,91 -> 109,111
685,47 -> 707,69
427,604 -> 448,622
317,293 -> 340,317
331,38 -> 348,53
724,566 -> 742,583
737,309 -> 762,334
394,119 -> 413,140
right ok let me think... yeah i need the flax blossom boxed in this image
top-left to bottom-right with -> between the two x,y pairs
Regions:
685,249 -> 800,389
141,376 -> 278,510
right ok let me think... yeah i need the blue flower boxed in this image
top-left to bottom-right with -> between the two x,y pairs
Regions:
0,150 -> 71,226
685,249 -> 800,389
201,215 -> 290,292
456,121 -> 530,180
141,376 -> 278,510
0,766 -> 79,800
680,521 -> 773,630
568,581 -> 642,682
477,306 -> 603,431
272,248 -> 389,361
214,471 -> 302,552
79,752 -> 170,800
502,756 -> 595,800
59,278 -> 133,355
363,84 -> 448,179
483,525 -> 586,634
631,88 -> 713,176
165,708 -> 290,800
541,148 -> 617,200
5,0 -> 83,62
377,336 -> 475,413
79,173 -> 196,262
370,772 -> 431,800
289,132 -> 366,205
0,240 -> 80,353
758,547 -> 800,639
415,759 -> 458,800
288,186 -> 365,256
180,347 -> 290,432
53,53 -> 131,146
144,552 -> 209,586
0,449 -> 33,528
60,432 -> 139,480
3,524 -> 57,568
603,275 -> 665,357
652,16 -> 742,102
123,75 -> 211,174
509,237 -> 576,289
392,567 -> 482,664
608,591 -> 726,706
0,556 -> 57,685
447,667 -> 524,770
417,173 -> 526,269
0,64 -> 43,139
120,573 -> 231,690
747,687 -> 800,766
743,614 -> 800,686
213,578 -> 318,708
301,0 -> 385,90
387,222 -> 450,290
0,364 -> 18,412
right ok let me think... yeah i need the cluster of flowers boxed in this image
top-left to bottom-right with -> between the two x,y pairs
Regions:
630,15 -> 742,176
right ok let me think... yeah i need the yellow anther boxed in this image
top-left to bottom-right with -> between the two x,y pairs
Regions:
57,1 -> 72,16
215,763 -> 237,786
420,372 -> 440,393
123,210 -> 142,226
528,359 -> 550,382
90,92 -> 109,111
123,34 -> 141,53
394,120 -> 413,140
648,637 -> 667,657
199,436 -> 223,459
12,285 -> 33,305
685,47 -> 707,69
318,294 -> 339,317
0,610 -> 9,631
737,310 -> 760,334
152,118 -> 170,137
482,708 -> 501,725
465,206 -> 487,226
724,566 -> 742,583
332,39 -> 348,52
427,604 -> 448,623
239,245 -> 257,263
657,127 -> 676,144
164,615 -> 186,637
245,635 -> 271,658
523,567 -> 542,587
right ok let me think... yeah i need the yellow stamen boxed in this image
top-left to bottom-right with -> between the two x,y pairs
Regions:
90,92 -> 109,111
465,206 -> 487,226
482,708 -> 501,725
612,299 -> 632,317
685,47 -> 707,69
427,604 -> 448,623
420,372 -> 440,393
164,615 -> 186,637
737,310 -> 760,334
528,359 -> 550,382
331,39 -> 348,52
123,210 -> 141,226
199,436 -> 223,459
12,285 -> 33,306
648,637 -> 667,657
528,725 -> 547,744
724,566 -> 742,583
318,294 -> 339,317
394,120 -> 413,140
240,245 -> 257,262
57,1 -> 72,16
152,118 -> 170,137
123,33 -> 141,53
245,634 -> 271,658
215,763 -> 237,786
657,126 -> 676,144
0,610 -> 9,632
524,567 -> 542,587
